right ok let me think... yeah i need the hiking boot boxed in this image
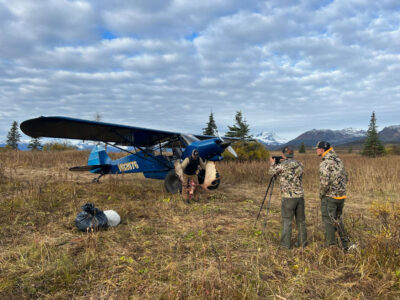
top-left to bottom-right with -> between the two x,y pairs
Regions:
294,241 -> 308,248
344,244 -> 357,252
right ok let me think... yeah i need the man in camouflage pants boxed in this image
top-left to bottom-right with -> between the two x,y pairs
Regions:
315,141 -> 351,249
269,147 -> 307,249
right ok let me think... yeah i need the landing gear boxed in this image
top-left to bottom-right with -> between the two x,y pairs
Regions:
164,169 -> 182,194
92,174 -> 104,183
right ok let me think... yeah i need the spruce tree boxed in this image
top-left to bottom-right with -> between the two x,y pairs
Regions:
28,137 -> 42,151
299,142 -> 306,153
6,121 -> 21,150
202,112 -> 217,136
93,112 -> 107,150
226,111 -> 252,140
362,111 -> 385,157
94,112 -> 102,122
348,146 -> 353,153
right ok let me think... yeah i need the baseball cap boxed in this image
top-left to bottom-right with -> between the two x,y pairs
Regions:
313,141 -> 331,150
282,146 -> 294,158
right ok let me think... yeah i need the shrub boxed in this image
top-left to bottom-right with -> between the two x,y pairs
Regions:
42,142 -> 78,151
386,145 -> 400,155
299,142 -> 306,153
223,141 -> 269,161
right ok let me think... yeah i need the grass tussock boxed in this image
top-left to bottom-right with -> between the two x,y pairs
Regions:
0,150 -> 399,299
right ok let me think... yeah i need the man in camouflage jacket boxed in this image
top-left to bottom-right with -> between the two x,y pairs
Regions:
268,147 -> 307,249
316,141 -> 350,249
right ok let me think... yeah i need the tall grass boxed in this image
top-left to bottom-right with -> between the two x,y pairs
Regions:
0,150 -> 399,299
218,153 -> 400,195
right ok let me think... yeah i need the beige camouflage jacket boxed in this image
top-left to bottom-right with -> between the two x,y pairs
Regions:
268,159 -> 304,198
319,148 -> 348,199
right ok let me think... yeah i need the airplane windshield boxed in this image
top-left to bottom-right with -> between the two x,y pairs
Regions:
181,134 -> 199,145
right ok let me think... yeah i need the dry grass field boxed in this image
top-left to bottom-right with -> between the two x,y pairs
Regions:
0,150 -> 399,299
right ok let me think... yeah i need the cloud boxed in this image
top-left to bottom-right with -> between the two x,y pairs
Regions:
0,0 -> 399,142
101,0 -> 261,38
0,0 -> 97,59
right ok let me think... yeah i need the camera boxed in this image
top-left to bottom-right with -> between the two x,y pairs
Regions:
272,156 -> 283,164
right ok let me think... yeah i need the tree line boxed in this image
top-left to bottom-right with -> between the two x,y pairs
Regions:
4,121 -> 76,151
2,111 -> 390,158
204,110 -> 388,157
202,111 -> 252,140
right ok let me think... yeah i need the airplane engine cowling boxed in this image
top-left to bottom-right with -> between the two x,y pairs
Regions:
164,169 -> 182,194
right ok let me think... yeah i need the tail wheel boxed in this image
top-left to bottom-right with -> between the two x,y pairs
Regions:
164,169 -> 182,194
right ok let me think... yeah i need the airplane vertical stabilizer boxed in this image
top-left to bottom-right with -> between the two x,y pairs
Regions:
88,145 -> 112,166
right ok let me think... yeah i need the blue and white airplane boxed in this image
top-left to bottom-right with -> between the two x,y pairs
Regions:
20,116 -> 237,193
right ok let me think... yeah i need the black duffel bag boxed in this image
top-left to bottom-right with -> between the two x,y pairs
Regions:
75,203 -> 108,232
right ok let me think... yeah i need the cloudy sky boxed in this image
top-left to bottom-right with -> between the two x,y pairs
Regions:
0,0 -> 399,142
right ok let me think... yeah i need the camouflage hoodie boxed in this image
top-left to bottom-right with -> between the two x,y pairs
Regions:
319,148 -> 348,199
268,159 -> 304,198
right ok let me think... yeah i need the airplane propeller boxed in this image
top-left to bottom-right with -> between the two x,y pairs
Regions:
216,131 -> 238,158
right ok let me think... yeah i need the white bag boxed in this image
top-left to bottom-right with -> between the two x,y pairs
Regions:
103,210 -> 121,227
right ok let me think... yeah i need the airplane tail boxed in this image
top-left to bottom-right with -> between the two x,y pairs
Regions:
69,145 -> 112,174
88,144 -> 112,166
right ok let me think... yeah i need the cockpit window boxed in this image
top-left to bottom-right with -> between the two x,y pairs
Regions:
181,134 -> 199,145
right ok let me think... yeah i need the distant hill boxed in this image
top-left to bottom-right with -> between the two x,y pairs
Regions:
282,125 -> 400,149
0,141 -> 124,152
257,125 -> 400,150
0,142 -> 29,150
3,125 -> 399,151
378,125 -> 400,142
284,128 -> 367,148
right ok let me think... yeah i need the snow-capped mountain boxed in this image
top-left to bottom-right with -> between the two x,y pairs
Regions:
3,125 -> 399,151
48,140 -> 127,152
339,128 -> 367,138
254,131 -> 288,147
0,139 -> 30,150
285,128 -> 367,147
0,139 -> 123,152
379,125 -> 400,142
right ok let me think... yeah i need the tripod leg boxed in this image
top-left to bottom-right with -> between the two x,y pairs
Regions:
254,176 -> 274,227
262,177 -> 275,235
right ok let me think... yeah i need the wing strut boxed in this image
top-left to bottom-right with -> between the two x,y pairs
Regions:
104,129 -> 174,170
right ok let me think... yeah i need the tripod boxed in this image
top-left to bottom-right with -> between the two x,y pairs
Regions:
254,175 -> 276,235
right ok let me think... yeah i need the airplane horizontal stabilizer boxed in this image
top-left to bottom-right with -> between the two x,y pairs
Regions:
69,165 -> 111,172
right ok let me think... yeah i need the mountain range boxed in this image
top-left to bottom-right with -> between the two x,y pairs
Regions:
0,140 -> 124,152
256,125 -> 400,150
2,125 -> 400,151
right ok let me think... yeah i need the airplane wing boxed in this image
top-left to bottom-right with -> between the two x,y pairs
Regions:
195,134 -> 241,143
20,116 -> 181,147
